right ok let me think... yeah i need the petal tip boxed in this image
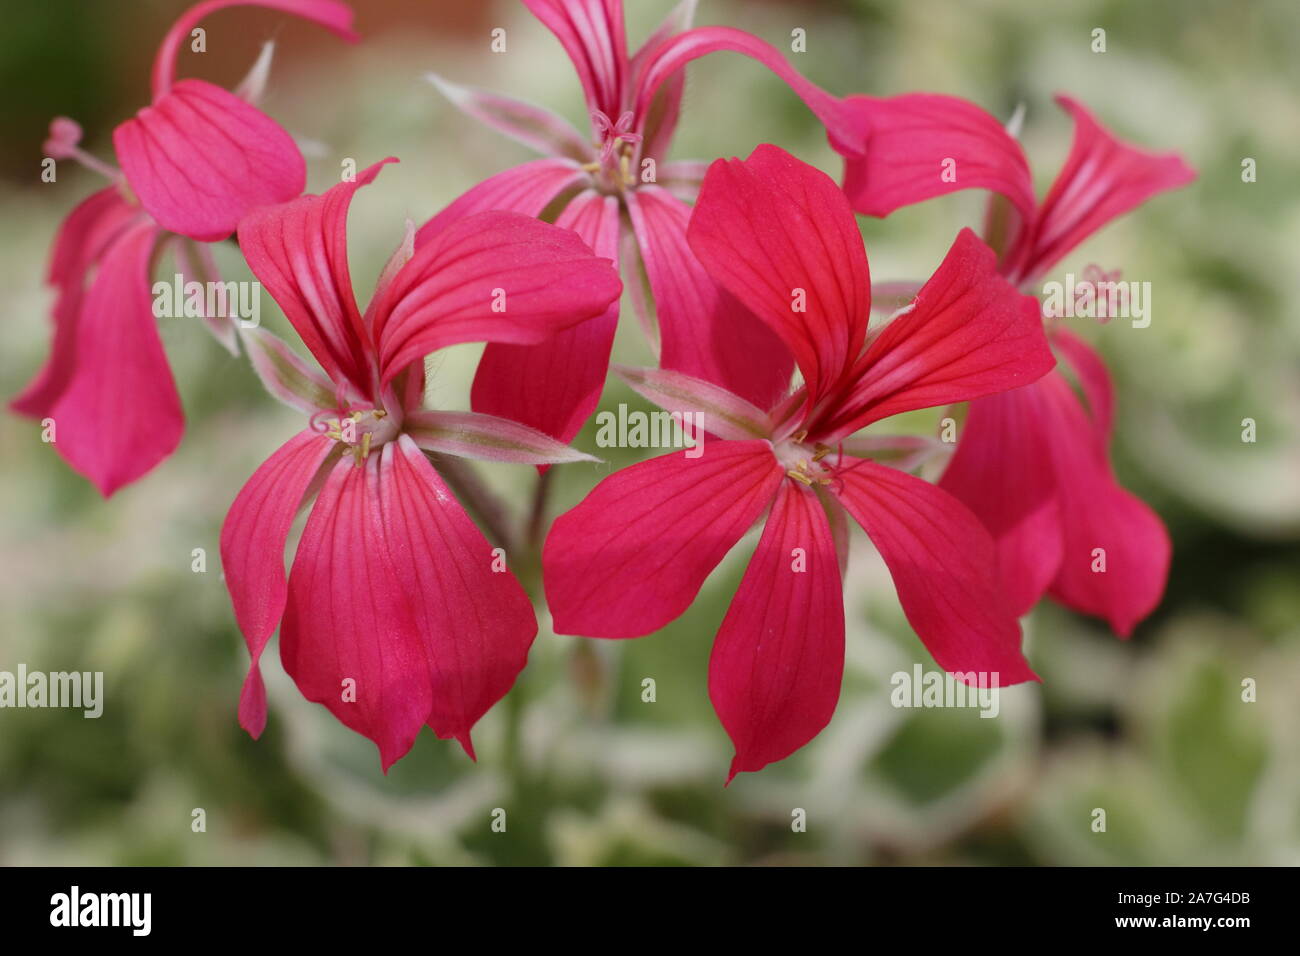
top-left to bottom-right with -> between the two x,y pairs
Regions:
456,732 -> 478,762
239,714 -> 267,741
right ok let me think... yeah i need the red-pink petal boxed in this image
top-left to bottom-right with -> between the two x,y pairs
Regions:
818,228 -> 1053,441
632,26 -> 860,154
413,158 -> 589,248
1053,326 -> 1114,439
710,481 -> 844,780
544,441 -> 785,638
832,457 -> 1037,684
151,0 -> 358,100
114,79 -> 306,242
280,451 -> 431,770
628,0 -> 696,161
280,437 -> 536,768
373,210 -> 622,387
939,387 -> 1063,617
837,93 -> 1036,224
523,0 -> 628,120
220,430 -> 336,737
470,189 -> 621,445
12,187 -> 142,419
238,158 -> 394,398
381,437 -> 537,750
686,146 -> 866,407
628,183 -> 792,411
415,163 -> 603,445
1005,94 -> 1196,284
1038,373 -> 1170,636
46,224 -> 181,497
46,187 -> 139,287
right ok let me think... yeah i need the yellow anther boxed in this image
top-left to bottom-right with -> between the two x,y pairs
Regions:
787,469 -> 814,486
812,444 -> 831,462
324,408 -> 390,463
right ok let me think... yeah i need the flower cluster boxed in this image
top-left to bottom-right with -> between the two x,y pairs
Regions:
14,0 -> 1193,776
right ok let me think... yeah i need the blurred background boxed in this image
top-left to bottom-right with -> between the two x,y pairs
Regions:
1,0 -> 1298,866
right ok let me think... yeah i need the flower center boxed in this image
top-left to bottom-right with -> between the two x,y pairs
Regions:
582,109 -> 641,193
314,408 -> 399,464
773,431 -> 836,486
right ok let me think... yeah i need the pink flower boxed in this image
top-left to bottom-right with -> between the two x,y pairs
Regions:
833,93 -> 1196,634
223,159 -> 622,769
424,0 -> 860,446
11,0 -> 358,495
543,146 -> 1055,778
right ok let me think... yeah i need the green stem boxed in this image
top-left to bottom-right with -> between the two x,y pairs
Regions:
525,467 -> 554,557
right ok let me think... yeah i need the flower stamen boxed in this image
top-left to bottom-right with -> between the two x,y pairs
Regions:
313,406 -> 395,462
43,117 -> 120,182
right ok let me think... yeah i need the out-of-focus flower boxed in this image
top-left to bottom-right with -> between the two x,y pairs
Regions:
11,0 -> 358,495
424,0 -> 861,446
832,93 -> 1195,634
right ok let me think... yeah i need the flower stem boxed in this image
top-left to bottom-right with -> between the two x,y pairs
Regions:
525,467 -> 554,557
